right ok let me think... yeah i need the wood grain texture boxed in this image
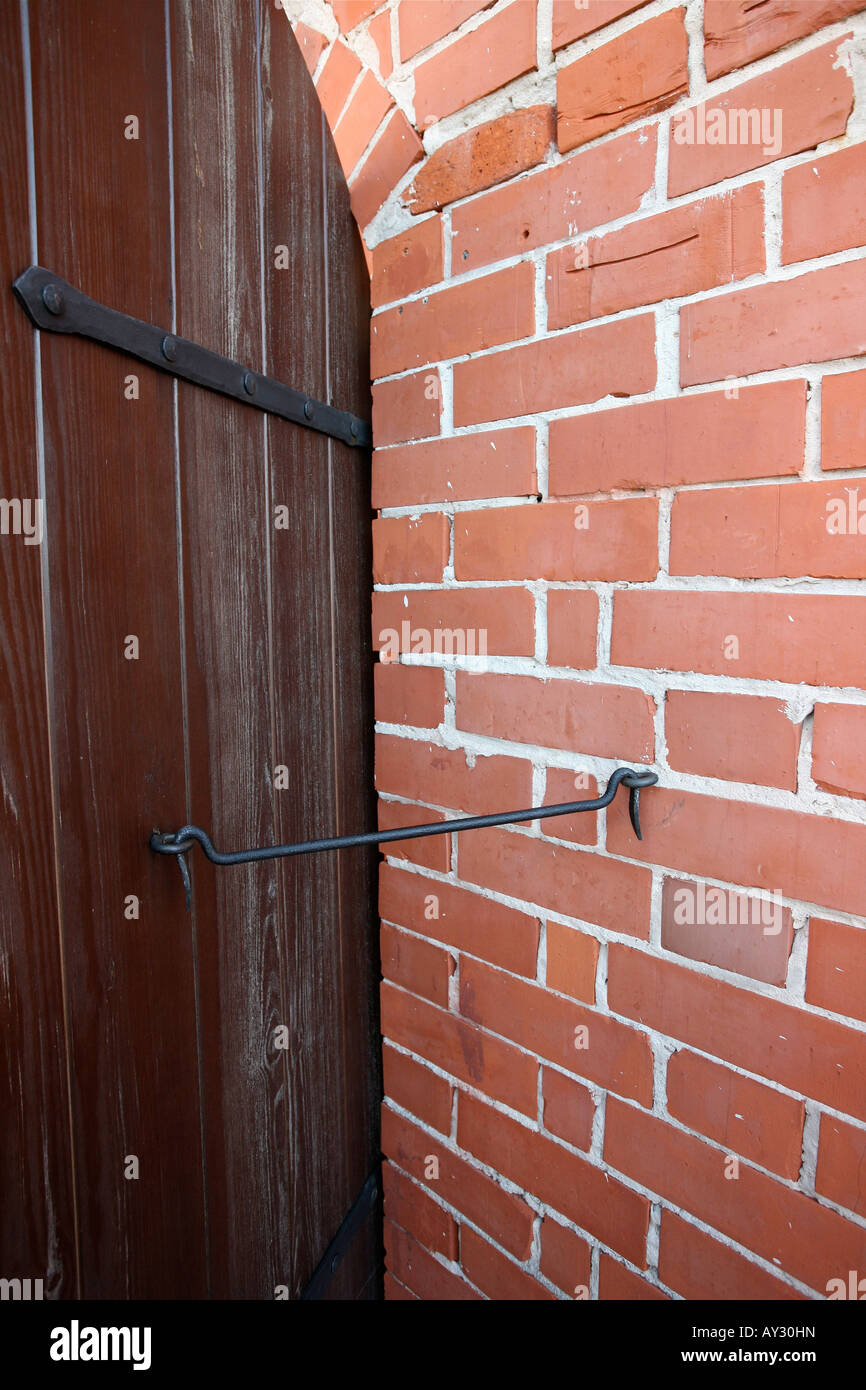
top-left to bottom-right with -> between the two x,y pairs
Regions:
2,0 -> 378,1300
323,54 -> 382,1299
0,0 -> 77,1300
27,0 -> 209,1298
28,0 -> 207,1296
171,0 -> 289,1300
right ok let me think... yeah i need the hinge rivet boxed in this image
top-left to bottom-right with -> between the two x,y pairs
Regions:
350,420 -> 359,438
161,334 -> 177,362
243,371 -> 257,396
42,284 -> 64,315
303,399 -> 314,420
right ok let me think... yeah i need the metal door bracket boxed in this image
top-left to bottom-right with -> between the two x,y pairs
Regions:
150,767 -> 658,909
12,265 -> 372,449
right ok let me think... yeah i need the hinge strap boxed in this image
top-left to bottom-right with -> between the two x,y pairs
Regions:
13,265 -> 371,449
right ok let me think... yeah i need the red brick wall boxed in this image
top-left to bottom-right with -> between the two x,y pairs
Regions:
290,0 -> 866,1300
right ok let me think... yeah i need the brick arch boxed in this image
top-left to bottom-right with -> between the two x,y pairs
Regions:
289,3 -> 425,242
284,0 -> 559,250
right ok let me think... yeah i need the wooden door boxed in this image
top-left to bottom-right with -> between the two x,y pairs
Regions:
0,0 -> 380,1300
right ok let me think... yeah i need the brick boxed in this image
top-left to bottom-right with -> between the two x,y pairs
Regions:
660,874 -> 795,988
451,126 -> 656,271
372,427 -> 537,507
665,689 -> 800,791
460,823 -> 652,941
812,702 -> 866,799
372,512 -> 449,583
413,1 -> 538,127
405,106 -> 555,214
381,980 -> 538,1114
806,916 -> 866,1024
382,1104 -> 535,1256
704,0 -> 864,81
374,662 -> 445,730
670,479 -> 866,579
545,923 -> 599,1006
383,1043 -> 453,1132
461,1226 -> 554,1300
349,109 -> 424,228
547,589 -> 599,670
541,1066 -> 595,1150
381,922 -> 454,1007
371,216 -> 443,309
783,142 -> 866,266
558,9 -> 689,153
315,41 -> 363,126
379,861 -> 540,977
454,497 -> 659,581
681,260 -> 866,386
378,798 -> 450,871
552,0 -> 649,50
608,944 -> 866,1123
333,70 -> 393,176
460,956 -> 654,1104
372,366 -> 441,446
599,1254 -> 669,1300
375,733 -> 532,813
371,262 -> 534,377
822,369 -> 866,472
612,590 -> 866,687
547,186 -> 764,329
605,1096 -> 866,1295
541,768 -> 599,845
549,380 -> 806,494
666,1048 -> 805,1180
540,1218 -> 592,1297
293,22 -> 327,77
455,671 -> 655,761
384,1219 -> 480,1299
453,313 -> 657,425
373,586 -> 536,659
459,1091 -> 651,1264
382,1160 -> 458,1259
611,782 -> 866,924
669,38 -> 853,197
816,1114 -> 866,1218
658,1209 -> 804,1300
384,1271 -> 417,1299
331,0 -> 379,33
368,9 -> 393,79
398,0 -> 493,63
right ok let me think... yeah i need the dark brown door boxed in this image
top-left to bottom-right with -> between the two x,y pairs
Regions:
0,0 -> 379,1300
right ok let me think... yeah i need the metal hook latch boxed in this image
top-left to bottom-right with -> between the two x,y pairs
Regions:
150,766 -> 658,911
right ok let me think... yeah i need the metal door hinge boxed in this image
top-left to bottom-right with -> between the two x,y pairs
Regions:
13,265 -> 371,449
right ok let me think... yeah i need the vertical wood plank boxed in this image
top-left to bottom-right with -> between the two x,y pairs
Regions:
324,40 -> 382,1301
170,0 -> 289,1298
261,0 -> 353,1295
0,0 -> 77,1299
28,0 -> 207,1297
